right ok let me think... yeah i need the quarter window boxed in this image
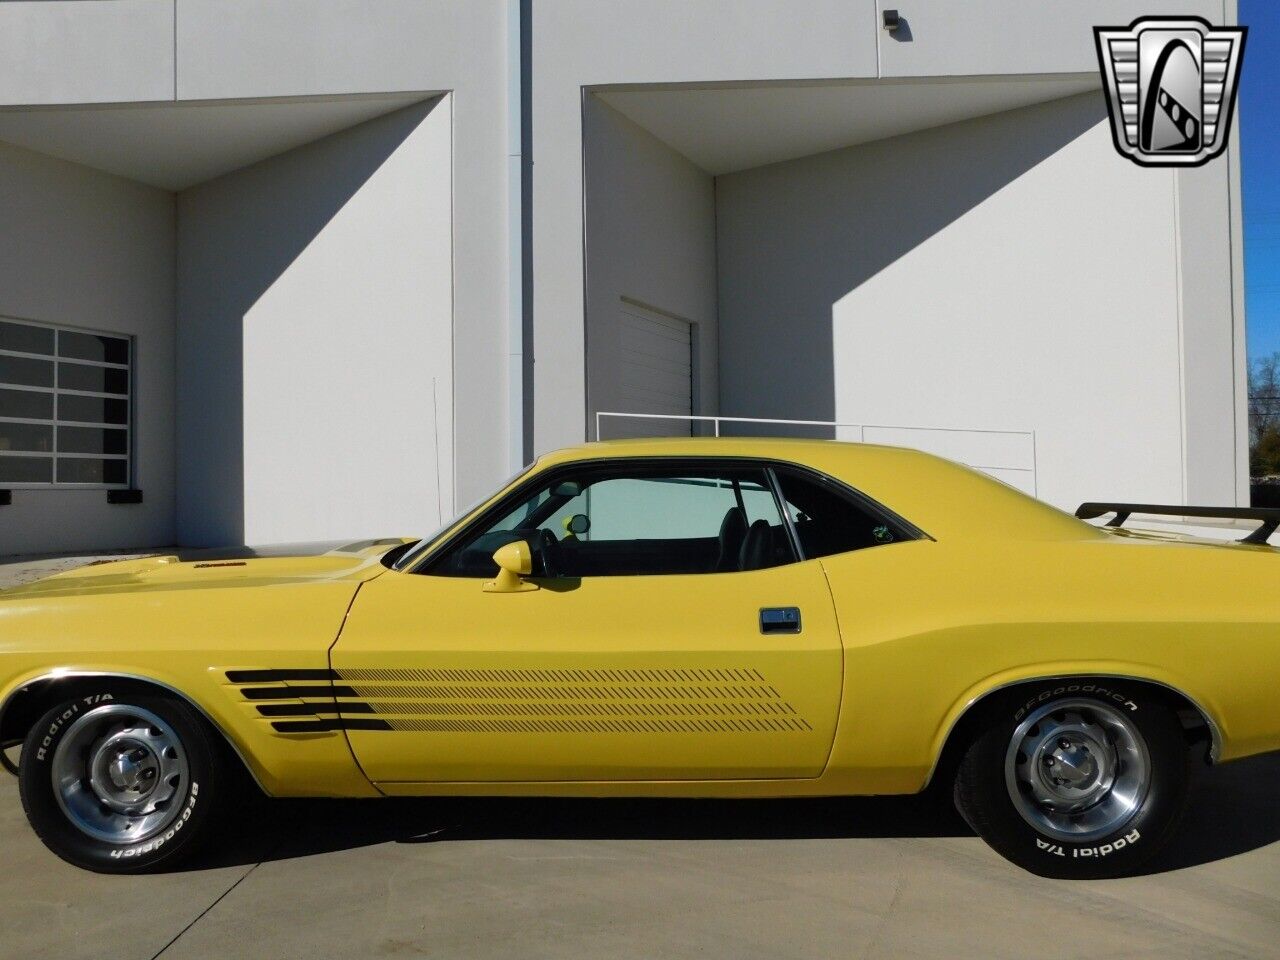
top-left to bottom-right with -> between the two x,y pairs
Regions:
774,469 -> 913,558
0,318 -> 131,487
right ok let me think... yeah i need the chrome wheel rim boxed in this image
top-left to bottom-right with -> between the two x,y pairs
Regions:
1004,698 -> 1149,843
50,705 -> 189,845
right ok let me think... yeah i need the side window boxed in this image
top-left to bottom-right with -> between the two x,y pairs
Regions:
430,465 -> 795,578
775,469 -> 912,559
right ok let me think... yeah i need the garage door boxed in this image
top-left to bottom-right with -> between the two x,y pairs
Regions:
618,300 -> 692,437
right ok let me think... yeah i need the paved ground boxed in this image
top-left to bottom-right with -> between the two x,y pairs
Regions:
1,555 -> 1278,959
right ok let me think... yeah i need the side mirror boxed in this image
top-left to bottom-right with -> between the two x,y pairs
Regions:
564,513 -> 590,536
483,540 -> 539,593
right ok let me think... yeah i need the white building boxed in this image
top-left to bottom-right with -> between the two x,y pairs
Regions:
0,1 -> 1247,555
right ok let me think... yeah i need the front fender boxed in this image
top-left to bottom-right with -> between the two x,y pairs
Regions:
0,662 -> 378,799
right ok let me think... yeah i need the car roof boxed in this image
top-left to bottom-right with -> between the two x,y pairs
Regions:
542,435 -> 903,461
536,437 -> 1093,543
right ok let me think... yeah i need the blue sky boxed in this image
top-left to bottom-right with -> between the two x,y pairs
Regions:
1241,0 -> 1280,364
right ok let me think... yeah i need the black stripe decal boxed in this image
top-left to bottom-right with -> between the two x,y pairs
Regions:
226,669 -> 337,683
241,685 -> 358,700
271,718 -> 392,733
255,702 -> 374,717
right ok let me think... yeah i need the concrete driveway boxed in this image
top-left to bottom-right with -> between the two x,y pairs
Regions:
1,555 -> 1278,959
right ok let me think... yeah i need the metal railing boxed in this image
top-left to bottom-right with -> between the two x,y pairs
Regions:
594,411 -> 1039,495
595,411 -> 868,439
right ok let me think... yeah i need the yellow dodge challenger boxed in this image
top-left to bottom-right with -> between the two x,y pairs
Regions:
2,438 -> 1278,878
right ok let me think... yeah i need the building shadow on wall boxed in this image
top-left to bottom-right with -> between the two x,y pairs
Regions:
175,97 -> 442,546
714,91 -> 1106,437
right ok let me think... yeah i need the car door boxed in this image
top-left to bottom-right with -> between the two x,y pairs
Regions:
331,459 -> 843,785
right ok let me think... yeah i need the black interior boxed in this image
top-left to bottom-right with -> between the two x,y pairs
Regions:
775,469 -> 904,556
715,506 -> 748,571
442,516 -> 794,579
427,460 -> 915,581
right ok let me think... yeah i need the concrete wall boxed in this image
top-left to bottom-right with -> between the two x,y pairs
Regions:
0,0 -> 174,106
1177,156 -> 1249,507
530,0 -> 1234,457
533,0 -> 878,454
583,97 -> 718,438
0,0 -> 1251,556
176,99 -> 454,546
873,0 -> 1223,78
717,93 -> 1198,510
0,0 -> 512,552
0,142 -> 175,554
174,0 -> 512,506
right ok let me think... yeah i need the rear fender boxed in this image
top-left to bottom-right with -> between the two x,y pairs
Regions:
926,661 -> 1224,788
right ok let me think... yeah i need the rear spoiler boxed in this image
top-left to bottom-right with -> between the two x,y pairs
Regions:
1075,502 -> 1280,546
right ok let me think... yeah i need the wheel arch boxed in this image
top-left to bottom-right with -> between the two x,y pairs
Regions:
924,672 -> 1221,792
0,670 -> 265,792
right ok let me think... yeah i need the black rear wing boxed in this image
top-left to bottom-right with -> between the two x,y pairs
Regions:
1075,502 -> 1280,546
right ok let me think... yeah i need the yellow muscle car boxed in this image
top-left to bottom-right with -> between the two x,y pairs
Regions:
2,438 -> 1278,877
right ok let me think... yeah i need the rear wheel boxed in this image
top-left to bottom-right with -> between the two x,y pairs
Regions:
19,688 -> 229,873
954,682 -> 1190,878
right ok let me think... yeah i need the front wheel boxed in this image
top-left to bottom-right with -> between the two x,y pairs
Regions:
954,683 -> 1190,878
19,689 -> 230,873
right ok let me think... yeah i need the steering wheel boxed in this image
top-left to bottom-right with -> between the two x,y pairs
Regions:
537,528 -> 560,578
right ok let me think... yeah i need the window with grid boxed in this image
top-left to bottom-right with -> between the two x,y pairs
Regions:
0,318 -> 131,488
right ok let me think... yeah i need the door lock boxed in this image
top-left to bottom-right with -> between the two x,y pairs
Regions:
759,607 -> 802,634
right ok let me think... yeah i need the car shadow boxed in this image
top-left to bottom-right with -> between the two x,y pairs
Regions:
195,790 -> 969,871
1137,750 -> 1280,874
190,751 -> 1280,875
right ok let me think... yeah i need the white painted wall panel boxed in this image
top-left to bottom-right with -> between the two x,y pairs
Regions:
717,93 -> 1191,511
175,0 -> 476,100
177,99 -> 454,546
535,1 -> 878,454
861,427 -> 1036,474
583,98 -> 717,442
176,0 -> 510,509
1177,160 -> 1246,506
0,143 -> 175,554
875,0 -> 1224,79
0,0 -> 173,106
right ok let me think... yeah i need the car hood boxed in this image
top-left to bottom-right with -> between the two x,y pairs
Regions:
0,538 -> 412,601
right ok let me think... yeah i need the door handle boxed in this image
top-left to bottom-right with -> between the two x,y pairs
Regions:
759,607 -> 802,634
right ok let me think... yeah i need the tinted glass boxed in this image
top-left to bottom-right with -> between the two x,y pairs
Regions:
0,320 -> 54,356
57,394 -> 128,425
0,321 -> 133,486
58,362 -> 128,395
0,355 -> 54,388
58,426 -> 127,455
0,422 -> 52,453
0,455 -> 52,483
56,458 -> 127,485
433,465 -> 794,578
59,330 -> 129,365
775,470 -> 912,558
0,388 -> 53,420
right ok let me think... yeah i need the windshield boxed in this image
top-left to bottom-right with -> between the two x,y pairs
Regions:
391,462 -> 536,570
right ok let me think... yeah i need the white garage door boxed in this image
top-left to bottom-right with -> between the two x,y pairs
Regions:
618,300 -> 693,437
